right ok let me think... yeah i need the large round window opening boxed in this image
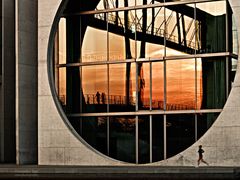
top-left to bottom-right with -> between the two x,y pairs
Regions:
52,0 -> 238,164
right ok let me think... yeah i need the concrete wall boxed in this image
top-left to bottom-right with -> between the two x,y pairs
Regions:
38,0 -> 240,166
16,0 -> 38,164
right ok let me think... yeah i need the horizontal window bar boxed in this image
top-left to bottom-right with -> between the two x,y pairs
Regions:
56,52 -> 236,68
67,109 -> 222,117
63,0 -> 223,16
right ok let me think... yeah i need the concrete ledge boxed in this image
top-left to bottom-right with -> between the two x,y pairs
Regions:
0,166 -> 240,179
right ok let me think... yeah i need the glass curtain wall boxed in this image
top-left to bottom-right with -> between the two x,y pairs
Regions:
53,0 -> 237,164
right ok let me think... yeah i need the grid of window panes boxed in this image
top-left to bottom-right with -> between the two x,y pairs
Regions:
54,0 -> 237,163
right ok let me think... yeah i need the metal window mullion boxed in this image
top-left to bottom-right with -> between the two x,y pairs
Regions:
195,114 -> 197,142
107,12 -> 110,156
225,0 -> 229,97
135,7 -> 139,164
163,114 -> 167,160
150,62 -> 153,163
163,5 -> 167,160
150,115 -> 152,163
136,115 -> 139,164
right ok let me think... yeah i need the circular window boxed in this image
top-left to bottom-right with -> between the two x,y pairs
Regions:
50,0 -> 238,164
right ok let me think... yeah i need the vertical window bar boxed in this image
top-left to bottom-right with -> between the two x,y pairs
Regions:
136,115 -> 139,164
163,114 -> 167,160
150,62 -> 152,163
107,11 -> 110,156
195,114 -> 197,142
225,0 -> 229,97
150,115 -> 153,163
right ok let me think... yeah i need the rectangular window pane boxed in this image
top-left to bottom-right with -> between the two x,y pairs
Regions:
197,113 -> 219,140
136,7 -> 165,59
152,115 -> 164,162
109,10 -> 136,61
81,13 -> 107,62
165,4 -> 195,56
199,57 -> 226,109
166,59 -> 196,110
196,0 -> 226,54
80,117 -> 108,155
152,62 -> 164,110
166,114 -> 195,158
138,115 -> 150,164
58,67 -> 66,108
109,63 -> 136,112
82,65 -> 107,112
138,63 -> 150,110
109,116 -> 136,163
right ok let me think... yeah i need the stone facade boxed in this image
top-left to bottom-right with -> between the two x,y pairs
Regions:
38,0 -> 240,166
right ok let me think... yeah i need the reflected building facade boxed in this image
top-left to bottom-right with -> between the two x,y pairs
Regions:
53,0 -> 237,163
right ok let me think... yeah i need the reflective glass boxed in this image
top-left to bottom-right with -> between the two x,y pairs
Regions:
57,18 -> 67,64
232,17 -> 238,54
109,10 -> 136,60
109,116 -> 136,163
138,63 -> 150,110
166,59 -> 196,110
82,65 -> 107,112
138,116 -> 150,164
199,57 -> 226,109
81,13 -> 107,62
197,113 -> 219,140
80,117 -> 108,155
165,4 -> 195,56
152,62 -> 164,110
196,1 -> 226,54
166,114 -> 195,158
58,67 -> 66,108
136,7 -> 165,59
109,63 -> 136,112
152,115 -> 164,162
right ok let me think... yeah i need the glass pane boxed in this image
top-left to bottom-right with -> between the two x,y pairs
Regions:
166,114 -> 195,158
165,4 -> 195,56
82,65 -> 107,113
58,18 -> 67,64
138,63 -> 150,110
166,59 -> 196,110
197,113 -> 219,140
136,7 -> 165,59
109,10 -> 136,61
109,63 -> 136,112
152,62 -> 164,110
80,117 -> 108,155
138,116 -> 150,164
199,57 -> 226,109
152,115 -> 164,162
231,58 -> 237,84
66,67 -> 81,114
196,1 -> 226,54
58,67 -> 66,109
81,13 -> 107,62
109,116 -> 136,163
232,16 -> 238,55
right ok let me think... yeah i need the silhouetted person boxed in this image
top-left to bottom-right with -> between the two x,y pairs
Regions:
96,91 -> 100,104
197,145 -> 209,166
101,92 -> 106,104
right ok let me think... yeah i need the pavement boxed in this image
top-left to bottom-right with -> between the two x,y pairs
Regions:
0,165 -> 240,179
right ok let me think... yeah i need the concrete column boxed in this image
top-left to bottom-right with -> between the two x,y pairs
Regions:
16,0 -> 38,164
0,0 -> 16,163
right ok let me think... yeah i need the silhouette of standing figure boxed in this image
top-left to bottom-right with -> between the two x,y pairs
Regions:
96,91 -> 100,104
197,145 -> 209,166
